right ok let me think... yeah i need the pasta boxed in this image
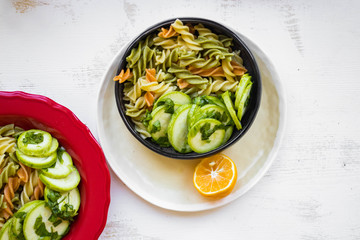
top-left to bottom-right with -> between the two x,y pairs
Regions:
114,19 -> 248,139
0,124 -> 43,230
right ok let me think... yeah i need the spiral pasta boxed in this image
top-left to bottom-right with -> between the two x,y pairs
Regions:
20,169 -> 44,206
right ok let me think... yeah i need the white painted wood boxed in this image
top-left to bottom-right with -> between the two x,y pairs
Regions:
1,0 -> 360,239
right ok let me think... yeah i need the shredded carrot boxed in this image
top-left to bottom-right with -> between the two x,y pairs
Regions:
145,68 -> 157,82
113,68 -> 133,83
177,79 -> 190,89
144,91 -> 155,107
158,26 -> 178,38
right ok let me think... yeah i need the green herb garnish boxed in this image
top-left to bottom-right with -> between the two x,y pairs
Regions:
141,110 -> 152,127
22,131 -> 43,145
34,215 -> 60,240
45,189 -> 77,222
150,120 -> 161,134
157,98 -> 174,114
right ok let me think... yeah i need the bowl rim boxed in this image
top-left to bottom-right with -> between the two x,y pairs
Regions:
0,90 -> 111,239
114,17 -> 262,159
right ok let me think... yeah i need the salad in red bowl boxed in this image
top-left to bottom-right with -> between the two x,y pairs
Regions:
0,91 -> 110,240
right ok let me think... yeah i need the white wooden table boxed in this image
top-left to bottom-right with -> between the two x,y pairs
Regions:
1,0 -> 360,239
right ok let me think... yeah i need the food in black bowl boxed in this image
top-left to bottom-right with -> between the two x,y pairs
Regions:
114,18 -> 261,159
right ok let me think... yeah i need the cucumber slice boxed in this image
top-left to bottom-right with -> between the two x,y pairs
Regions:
168,104 -> 192,153
153,91 -> 191,109
41,150 -> 74,179
203,96 -> 226,109
0,218 -> 13,240
147,105 -> 172,145
187,104 -> 201,130
199,104 -> 233,126
44,187 -> 81,217
237,82 -> 253,121
23,201 -> 70,240
222,91 -> 242,130
188,119 -> 225,153
223,126 -> 234,144
41,138 -> 59,157
234,74 -> 252,109
16,149 -> 57,169
40,168 -> 80,192
10,200 -> 42,240
17,130 -> 53,157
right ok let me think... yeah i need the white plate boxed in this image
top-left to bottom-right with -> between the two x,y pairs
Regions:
96,35 -> 286,212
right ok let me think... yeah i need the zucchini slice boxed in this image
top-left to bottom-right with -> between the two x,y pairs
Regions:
39,168 -> 80,192
199,104 -> 233,126
17,130 -> 53,157
23,201 -> 70,240
237,82 -> 253,121
147,105 -> 172,145
223,126 -> 234,144
222,91 -> 242,130
168,104 -> 192,153
203,96 -> 226,109
153,91 -> 191,109
187,104 -> 201,130
41,150 -> 74,179
0,218 -> 13,240
16,149 -> 57,169
44,187 -> 81,217
9,200 -> 42,240
234,74 -> 252,109
188,119 -> 225,153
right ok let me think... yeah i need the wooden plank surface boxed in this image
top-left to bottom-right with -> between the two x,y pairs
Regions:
1,0 -> 360,239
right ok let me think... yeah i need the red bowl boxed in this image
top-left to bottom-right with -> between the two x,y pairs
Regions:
0,91 -> 110,240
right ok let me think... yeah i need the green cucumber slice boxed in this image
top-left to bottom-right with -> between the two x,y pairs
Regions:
199,104 -> 233,126
168,104 -> 192,153
41,138 -> 59,157
237,82 -> 253,121
222,91 -> 242,130
23,201 -> 70,240
148,105 -> 172,145
203,96 -> 226,108
9,200 -> 42,240
16,149 -> 57,169
234,74 -> 252,109
223,126 -> 234,144
153,91 -> 191,109
40,168 -> 80,192
188,119 -> 225,153
0,218 -> 13,240
17,130 -> 53,157
187,104 -> 201,130
44,187 -> 81,218
41,150 -> 74,179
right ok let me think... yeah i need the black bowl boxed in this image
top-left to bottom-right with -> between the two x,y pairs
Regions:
115,17 -> 261,159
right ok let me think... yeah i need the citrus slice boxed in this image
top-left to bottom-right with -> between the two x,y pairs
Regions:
193,153 -> 237,198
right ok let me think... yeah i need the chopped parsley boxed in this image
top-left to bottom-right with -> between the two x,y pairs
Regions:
150,120 -> 161,134
157,98 -> 174,114
22,131 -> 43,145
45,189 -> 77,222
141,110 -> 152,127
